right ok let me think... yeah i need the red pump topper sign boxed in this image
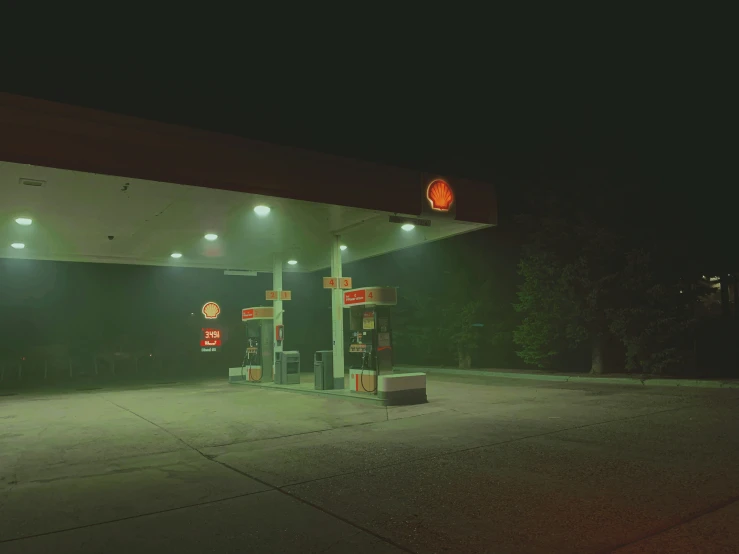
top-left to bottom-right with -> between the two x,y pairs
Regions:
343,287 -> 398,307
241,306 -> 274,321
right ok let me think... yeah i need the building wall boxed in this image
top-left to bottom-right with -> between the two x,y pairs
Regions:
0,259 -> 329,382
697,276 -> 736,317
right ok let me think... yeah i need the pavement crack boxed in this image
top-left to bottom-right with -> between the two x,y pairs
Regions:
103,397 -> 198,451
601,494 -> 739,553
0,471 -> 18,514
203,417 -> 389,449
102,396 -> 414,552
93,388 -> 704,554
0,489 -> 273,545
207,457 -> 417,554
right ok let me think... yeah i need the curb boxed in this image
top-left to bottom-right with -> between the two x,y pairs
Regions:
231,380 -> 387,405
395,367 -> 739,389
568,375 -> 644,386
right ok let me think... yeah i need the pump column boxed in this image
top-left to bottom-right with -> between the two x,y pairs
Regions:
273,254 -> 283,381
330,235 -> 345,389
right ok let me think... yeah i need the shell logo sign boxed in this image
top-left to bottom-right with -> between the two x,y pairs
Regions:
426,179 -> 454,212
202,302 -> 221,319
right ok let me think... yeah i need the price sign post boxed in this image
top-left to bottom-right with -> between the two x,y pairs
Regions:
266,289 -> 291,361
200,301 -> 222,352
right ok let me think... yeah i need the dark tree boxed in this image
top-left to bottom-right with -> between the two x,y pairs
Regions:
513,214 -> 706,375
394,271 -> 493,369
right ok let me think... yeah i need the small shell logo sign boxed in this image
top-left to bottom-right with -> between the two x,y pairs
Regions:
426,179 -> 454,212
202,302 -> 221,319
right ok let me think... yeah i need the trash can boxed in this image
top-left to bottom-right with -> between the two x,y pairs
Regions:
275,351 -> 301,385
314,350 -> 333,390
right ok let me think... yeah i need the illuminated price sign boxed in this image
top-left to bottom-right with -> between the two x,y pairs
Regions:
201,328 -> 222,348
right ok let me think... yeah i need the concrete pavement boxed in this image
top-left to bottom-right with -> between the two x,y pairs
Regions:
1,374 -> 738,552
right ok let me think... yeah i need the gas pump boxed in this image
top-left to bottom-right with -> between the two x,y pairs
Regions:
231,306 -> 274,383
343,287 -> 397,394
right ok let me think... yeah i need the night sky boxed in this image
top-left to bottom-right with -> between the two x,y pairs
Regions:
3,47 -> 729,272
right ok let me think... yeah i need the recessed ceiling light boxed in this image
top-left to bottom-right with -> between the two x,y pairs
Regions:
171,252 -> 183,259
11,243 -> 25,249
254,205 -> 270,216
15,217 -> 32,226
287,260 -> 298,265
339,245 -> 347,251
204,233 -> 218,241
401,224 -> 415,231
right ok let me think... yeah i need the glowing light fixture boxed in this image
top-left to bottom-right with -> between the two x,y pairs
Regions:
171,252 -> 183,259
401,224 -> 415,231
15,217 -> 32,226
340,245 -> 347,251
287,260 -> 298,265
254,205 -> 271,216
204,233 -> 218,241
11,243 -> 25,249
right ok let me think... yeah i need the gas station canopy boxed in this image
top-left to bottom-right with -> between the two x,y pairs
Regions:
0,93 -> 496,271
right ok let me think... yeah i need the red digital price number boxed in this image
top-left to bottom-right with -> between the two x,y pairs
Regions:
202,329 -> 221,340
201,328 -> 222,347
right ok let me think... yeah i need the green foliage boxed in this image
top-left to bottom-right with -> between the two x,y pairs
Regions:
513,216 -> 619,368
513,215 -> 709,374
445,298 -> 484,369
393,271 -> 492,369
392,292 -> 449,365
606,251 -> 703,374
